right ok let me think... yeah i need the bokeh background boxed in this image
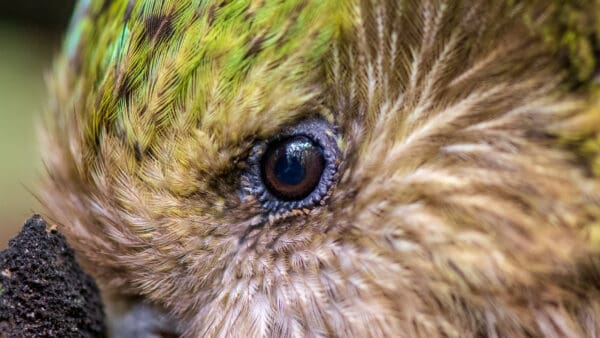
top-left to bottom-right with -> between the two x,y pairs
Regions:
0,1 -> 76,247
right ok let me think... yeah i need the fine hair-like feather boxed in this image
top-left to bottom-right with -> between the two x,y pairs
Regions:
42,0 -> 600,336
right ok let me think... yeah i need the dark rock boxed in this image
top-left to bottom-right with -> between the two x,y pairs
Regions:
0,215 -> 106,337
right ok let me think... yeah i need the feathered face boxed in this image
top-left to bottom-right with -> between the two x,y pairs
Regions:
43,0 -> 600,336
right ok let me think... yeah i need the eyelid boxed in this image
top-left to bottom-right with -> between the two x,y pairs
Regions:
241,118 -> 341,216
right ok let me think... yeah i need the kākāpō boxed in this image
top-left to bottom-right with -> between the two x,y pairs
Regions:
41,0 -> 600,336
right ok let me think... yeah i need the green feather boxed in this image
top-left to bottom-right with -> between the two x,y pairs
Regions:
55,0 -> 352,182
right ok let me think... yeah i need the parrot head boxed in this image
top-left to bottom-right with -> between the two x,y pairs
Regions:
43,0 -> 600,336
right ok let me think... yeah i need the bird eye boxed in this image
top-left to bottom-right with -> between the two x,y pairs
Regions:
242,119 -> 340,215
262,136 -> 325,201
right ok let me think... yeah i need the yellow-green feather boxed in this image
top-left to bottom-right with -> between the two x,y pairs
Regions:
528,0 -> 600,84
60,0 -> 351,174
517,0 -> 600,177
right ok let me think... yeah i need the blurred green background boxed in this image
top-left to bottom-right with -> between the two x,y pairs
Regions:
0,1 -> 76,247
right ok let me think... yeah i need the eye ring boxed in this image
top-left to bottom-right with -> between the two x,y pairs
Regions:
242,118 -> 340,215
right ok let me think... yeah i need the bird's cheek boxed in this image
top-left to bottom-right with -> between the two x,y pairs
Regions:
345,176 -> 588,300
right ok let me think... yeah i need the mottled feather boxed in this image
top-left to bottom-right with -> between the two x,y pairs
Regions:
42,0 -> 600,337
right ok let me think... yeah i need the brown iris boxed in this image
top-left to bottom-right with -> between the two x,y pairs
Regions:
261,136 -> 325,201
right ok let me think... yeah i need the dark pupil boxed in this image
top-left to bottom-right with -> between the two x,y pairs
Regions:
262,136 -> 325,201
274,148 -> 306,186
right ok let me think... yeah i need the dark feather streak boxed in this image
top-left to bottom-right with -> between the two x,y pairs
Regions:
133,142 -> 143,162
123,0 -> 134,24
145,14 -> 174,43
243,35 -> 267,60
